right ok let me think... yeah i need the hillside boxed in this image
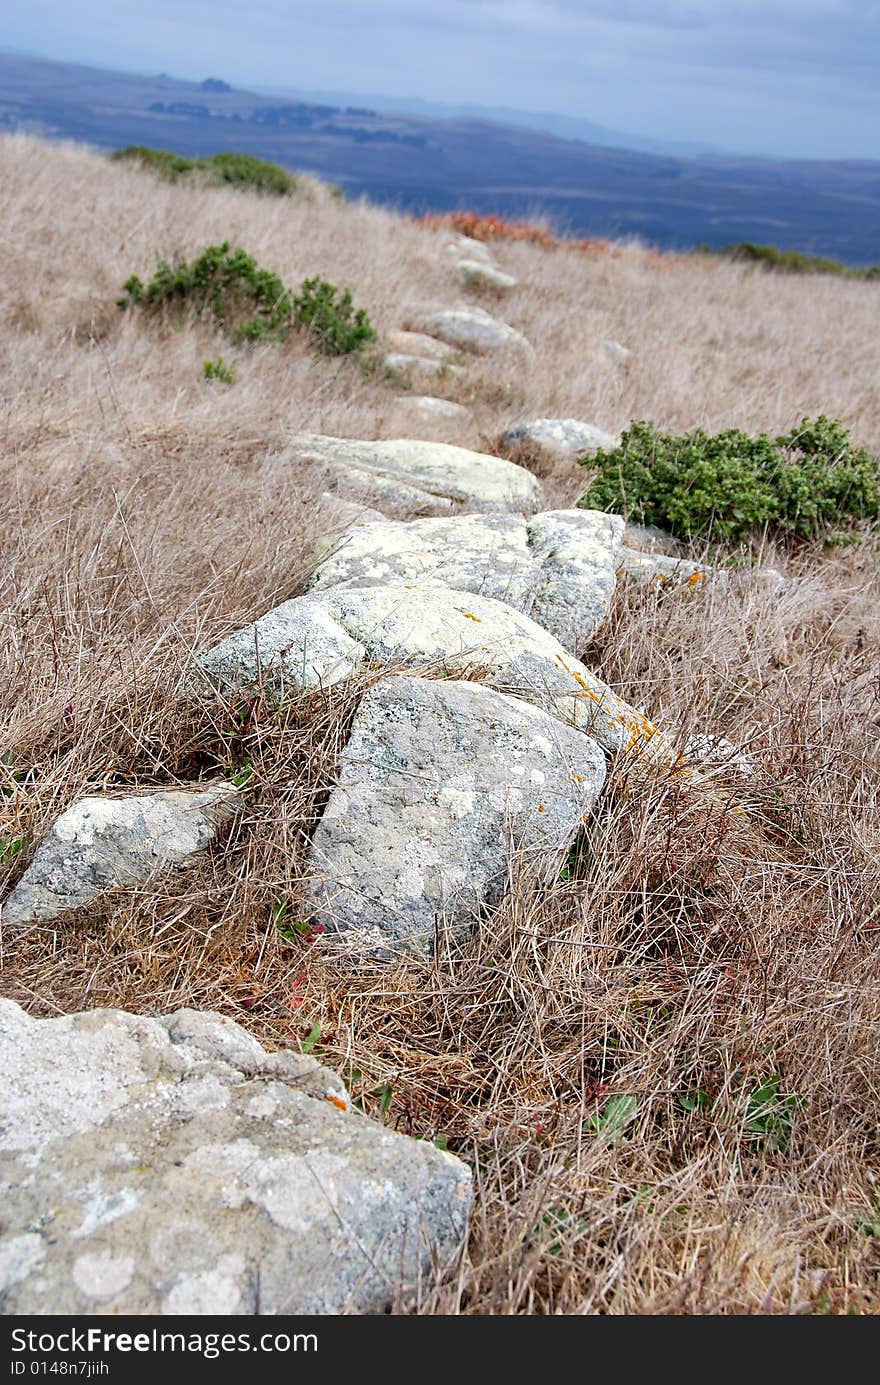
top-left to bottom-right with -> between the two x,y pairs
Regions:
3,51 -> 880,264
1,134 -> 879,1315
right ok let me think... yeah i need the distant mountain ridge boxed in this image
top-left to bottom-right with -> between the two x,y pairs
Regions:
2,51 -> 879,265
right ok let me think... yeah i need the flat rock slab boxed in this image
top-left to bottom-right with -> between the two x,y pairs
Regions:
0,1000 -> 471,1314
504,418 -> 619,461
306,509 -> 624,648
456,259 -> 517,292
413,306 -> 533,356
385,329 -> 456,360
282,434 -> 542,515
2,783 -> 241,928
384,353 -> 465,380
308,675 -> 606,953
193,581 -> 673,761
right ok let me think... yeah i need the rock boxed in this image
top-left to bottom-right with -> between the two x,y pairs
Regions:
414,306 -> 533,356
385,329 -> 456,360
306,509 -> 623,648
0,999 -> 471,1314
1,784 -> 241,928
384,353 -> 465,379
307,675 -> 606,953
456,260 -> 517,293
193,580 -> 673,761
442,234 -> 495,266
503,418 -> 618,462
602,339 -> 631,363
615,547 -> 728,589
385,396 -> 477,446
281,434 -> 543,515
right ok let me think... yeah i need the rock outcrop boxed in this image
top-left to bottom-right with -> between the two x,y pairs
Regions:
306,509 -> 624,648
456,260 -> 517,293
0,1000 -> 471,1314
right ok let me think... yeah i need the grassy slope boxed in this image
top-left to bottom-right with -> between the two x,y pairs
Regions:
1,134 -> 878,1314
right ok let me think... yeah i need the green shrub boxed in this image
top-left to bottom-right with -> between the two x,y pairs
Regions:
119,246 -> 375,356
111,146 -> 297,196
203,356 -> 236,384
292,276 -> 376,355
708,241 -> 880,280
578,416 -> 880,545
118,242 -> 293,342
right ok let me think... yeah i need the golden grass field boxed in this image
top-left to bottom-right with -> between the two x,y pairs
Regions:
1,133 -> 879,1314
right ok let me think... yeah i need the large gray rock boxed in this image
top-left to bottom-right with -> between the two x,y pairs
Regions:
193,581 -> 674,761
306,509 -> 624,648
456,260 -> 517,293
0,1000 -> 471,1314
1,784 -> 241,928
504,418 -> 619,462
282,434 -> 542,515
307,675 -> 606,953
414,306 -> 533,356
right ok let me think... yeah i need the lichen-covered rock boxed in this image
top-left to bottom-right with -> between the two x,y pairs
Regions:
414,306 -> 533,356
307,675 -> 606,952
0,1000 -> 471,1314
319,493 -> 386,528
193,581 -> 672,761
616,547 -> 728,589
503,418 -> 619,461
390,396 -> 473,425
306,509 -> 624,648
1,784 -> 241,928
281,434 -> 542,515
456,260 -> 517,292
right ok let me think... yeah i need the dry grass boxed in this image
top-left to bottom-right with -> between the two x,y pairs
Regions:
1,133 -> 879,1315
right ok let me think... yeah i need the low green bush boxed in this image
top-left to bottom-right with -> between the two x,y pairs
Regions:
578,416 -> 880,545
292,277 -> 376,355
703,240 -> 880,280
112,146 -> 298,196
119,244 -> 374,355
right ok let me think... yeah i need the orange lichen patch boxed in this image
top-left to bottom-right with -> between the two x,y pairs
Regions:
462,612 -> 481,622
571,772 -> 582,782
325,1092 -> 349,1112
686,571 -> 704,586
537,804 -> 545,812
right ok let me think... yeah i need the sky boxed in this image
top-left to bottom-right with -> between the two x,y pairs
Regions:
5,0 -> 880,159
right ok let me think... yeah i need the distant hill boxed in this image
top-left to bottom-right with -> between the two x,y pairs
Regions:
2,51 -> 879,265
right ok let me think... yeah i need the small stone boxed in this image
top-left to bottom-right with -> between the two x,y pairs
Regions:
615,548 -> 728,589
384,353 -> 465,379
602,339 -> 631,363
456,260 -> 517,293
385,329 -> 456,360
1,783 -> 242,927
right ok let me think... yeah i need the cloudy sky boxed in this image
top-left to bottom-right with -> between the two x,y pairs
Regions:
6,0 -> 880,158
